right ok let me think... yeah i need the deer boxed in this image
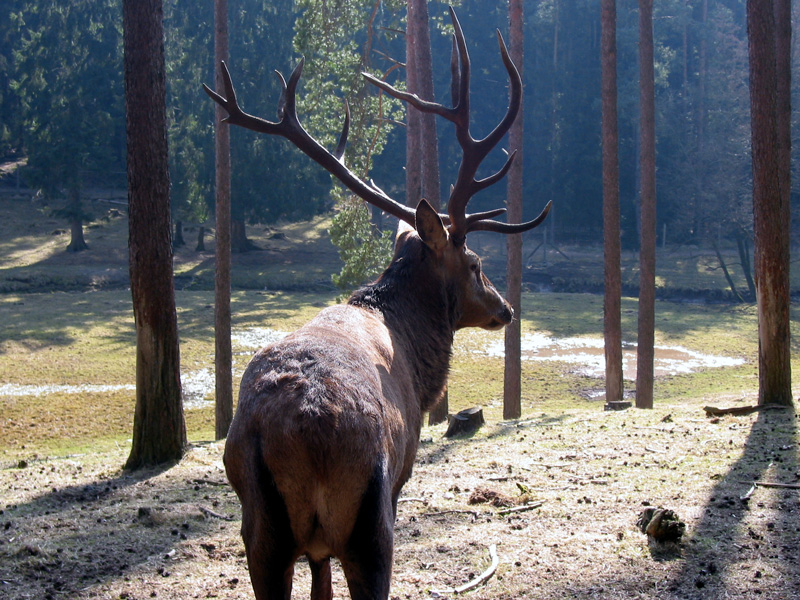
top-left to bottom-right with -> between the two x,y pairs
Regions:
203,8 -> 550,600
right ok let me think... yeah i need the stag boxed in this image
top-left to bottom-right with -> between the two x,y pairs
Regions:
204,8 -> 550,600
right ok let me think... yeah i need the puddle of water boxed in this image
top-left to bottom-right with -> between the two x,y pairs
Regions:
0,328 -> 290,409
0,382 -> 136,397
484,335 -> 745,380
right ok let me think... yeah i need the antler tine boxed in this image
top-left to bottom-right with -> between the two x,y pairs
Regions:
467,200 -> 553,235
204,60 -> 418,227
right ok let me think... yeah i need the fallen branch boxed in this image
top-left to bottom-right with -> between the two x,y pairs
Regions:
704,404 -> 789,417
198,505 -> 235,521
497,501 -> 544,516
430,544 -> 499,596
752,481 -> 800,490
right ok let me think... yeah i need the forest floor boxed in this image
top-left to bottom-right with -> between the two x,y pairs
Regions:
1,399 -> 799,600
1,191 -> 800,599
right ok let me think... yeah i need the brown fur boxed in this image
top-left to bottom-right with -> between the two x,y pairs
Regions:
224,202 -> 513,599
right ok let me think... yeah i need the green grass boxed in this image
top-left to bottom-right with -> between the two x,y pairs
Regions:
4,286 -> 795,462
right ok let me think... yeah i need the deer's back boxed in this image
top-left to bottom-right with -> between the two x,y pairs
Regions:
224,304 -> 421,558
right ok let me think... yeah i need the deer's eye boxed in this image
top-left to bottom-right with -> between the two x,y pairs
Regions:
470,262 -> 480,274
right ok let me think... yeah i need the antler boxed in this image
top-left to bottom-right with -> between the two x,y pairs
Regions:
363,6 -> 550,243
203,59 -> 419,227
203,7 -> 550,243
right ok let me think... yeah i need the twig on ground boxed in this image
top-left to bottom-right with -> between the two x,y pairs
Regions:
422,509 -> 479,519
498,501 -> 545,516
192,478 -> 228,487
398,497 -> 428,504
430,544 -> 499,596
198,505 -> 235,521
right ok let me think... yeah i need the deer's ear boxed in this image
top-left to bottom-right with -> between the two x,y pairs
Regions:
415,199 -> 448,253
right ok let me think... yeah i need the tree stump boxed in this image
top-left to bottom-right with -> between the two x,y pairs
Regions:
444,407 -> 485,438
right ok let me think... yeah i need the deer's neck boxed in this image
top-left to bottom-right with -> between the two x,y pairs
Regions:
349,248 -> 455,412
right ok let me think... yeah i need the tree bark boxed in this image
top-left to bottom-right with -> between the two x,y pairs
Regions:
747,0 -> 793,407
601,0 -> 623,406
503,0 -> 524,421
123,0 -> 186,469
406,0 -> 448,425
231,217 -> 256,252
636,0 -> 656,410
214,0 -> 233,440
173,220 -> 185,248
66,188 -> 88,253
404,0 -> 421,209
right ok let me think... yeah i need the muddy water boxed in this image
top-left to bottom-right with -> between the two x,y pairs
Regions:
484,334 -> 745,380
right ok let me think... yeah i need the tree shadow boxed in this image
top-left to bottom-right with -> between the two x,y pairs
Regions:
0,454 -> 237,599
664,407 -> 799,597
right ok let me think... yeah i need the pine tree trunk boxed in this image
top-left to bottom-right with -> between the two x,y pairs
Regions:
123,0 -> 186,469
407,0 -> 448,425
636,0 -> 656,410
747,0 -> 793,407
173,220 -> 185,248
601,0 -> 623,406
66,188 -> 88,253
503,0 -> 524,421
404,0 -> 421,209
214,0 -> 233,439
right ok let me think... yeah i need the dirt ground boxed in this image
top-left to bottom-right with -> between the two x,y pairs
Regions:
1,399 -> 798,600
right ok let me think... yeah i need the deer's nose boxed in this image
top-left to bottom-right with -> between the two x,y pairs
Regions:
499,304 -> 513,325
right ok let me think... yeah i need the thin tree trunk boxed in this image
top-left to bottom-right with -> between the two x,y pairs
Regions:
504,0 -> 524,421
412,0 -> 440,211
123,0 -> 186,469
405,0 -> 421,209
713,241 -> 744,302
602,0 -> 623,405
214,0 -> 233,439
636,0 -> 656,410
736,232 -> 756,299
747,0 -> 792,407
408,0 -> 447,425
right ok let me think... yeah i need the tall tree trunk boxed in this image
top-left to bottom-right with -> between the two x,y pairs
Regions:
405,0 -> 421,209
123,0 -> 186,469
504,0 -> 524,420
231,217 -> 256,252
636,0 -> 656,410
747,0 -> 793,407
214,0 -> 233,439
602,0 -> 623,405
66,188 -> 88,253
173,220 -> 185,248
412,0 -> 440,212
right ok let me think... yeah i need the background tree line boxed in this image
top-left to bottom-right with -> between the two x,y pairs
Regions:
1,0 -> 798,258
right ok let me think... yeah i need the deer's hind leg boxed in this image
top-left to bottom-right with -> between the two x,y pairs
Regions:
232,456 -> 298,600
339,464 -> 394,600
309,557 -> 333,600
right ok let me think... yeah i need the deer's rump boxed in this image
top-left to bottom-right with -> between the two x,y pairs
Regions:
224,306 -> 419,561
